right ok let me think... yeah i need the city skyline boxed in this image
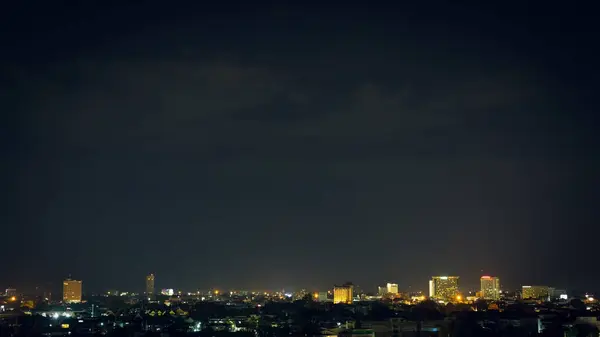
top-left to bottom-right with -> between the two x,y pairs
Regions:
1,272 -> 580,298
3,2 -> 598,294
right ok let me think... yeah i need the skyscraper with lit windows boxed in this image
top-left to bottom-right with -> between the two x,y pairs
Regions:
146,273 -> 155,298
430,276 -> 459,300
63,278 -> 82,303
378,286 -> 387,296
480,276 -> 500,300
333,283 -> 353,304
522,285 -> 549,300
386,283 -> 399,294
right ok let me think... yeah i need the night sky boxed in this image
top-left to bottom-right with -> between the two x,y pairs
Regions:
2,2 -> 598,295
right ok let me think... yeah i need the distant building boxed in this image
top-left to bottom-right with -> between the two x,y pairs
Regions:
480,276 -> 500,300
353,284 -> 364,298
5,288 -> 17,297
315,291 -> 329,302
430,276 -> 459,300
522,285 -> 549,300
429,280 -> 435,298
146,273 -> 155,298
333,283 -> 353,304
63,278 -> 82,303
161,288 -> 174,296
386,283 -> 399,295
549,288 -> 567,299
378,286 -> 387,296
293,289 -> 308,301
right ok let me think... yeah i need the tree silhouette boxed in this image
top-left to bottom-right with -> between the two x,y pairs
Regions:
570,299 -> 587,312
473,299 -> 488,312
411,300 -> 443,321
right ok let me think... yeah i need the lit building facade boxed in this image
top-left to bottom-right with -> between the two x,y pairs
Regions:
387,283 -> 399,294
429,280 -> 435,298
333,283 -> 353,304
480,276 -> 500,300
146,273 -> 155,297
5,288 -> 17,297
549,288 -> 567,299
293,289 -> 308,301
315,291 -> 329,302
63,279 -> 82,303
430,276 -> 459,300
522,285 -> 549,300
161,288 -> 174,296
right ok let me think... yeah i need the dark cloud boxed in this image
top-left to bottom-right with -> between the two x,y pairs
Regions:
3,1 -> 599,294
22,55 -> 550,160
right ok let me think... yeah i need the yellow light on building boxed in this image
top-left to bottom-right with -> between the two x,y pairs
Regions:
456,295 -> 462,302
146,274 -> 155,296
9,296 -> 16,302
333,283 -> 353,304
63,278 -> 82,303
61,324 -> 70,329
430,276 -> 459,300
386,283 -> 399,295
522,285 -> 549,300
480,276 -> 501,300
411,295 -> 426,302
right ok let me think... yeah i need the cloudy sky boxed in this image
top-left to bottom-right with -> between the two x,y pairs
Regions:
2,1 -> 598,294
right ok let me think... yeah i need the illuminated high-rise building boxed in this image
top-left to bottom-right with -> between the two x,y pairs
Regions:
480,276 -> 500,300
146,273 -> 155,297
386,283 -> 399,295
429,280 -> 435,298
333,283 -> 353,304
430,276 -> 459,300
63,278 -> 82,303
522,285 -> 549,300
